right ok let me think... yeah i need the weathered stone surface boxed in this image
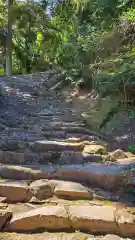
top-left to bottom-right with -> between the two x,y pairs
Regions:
29,140 -> 84,152
102,235 -> 122,240
0,140 -> 27,151
0,161 -> 134,189
42,130 -> 66,139
116,156 -> 135,165
0,197 -> 7,203
29,179 -> 54,200
42,125 -> 91,135
69,205 -> 117,233
114,207 -> 135,237
66,133 -> 100,141
82,152 -> 103,163
6,203 -> 38,214
54,181 -> 93,200
60,151 -> 83,164
83,144 -> 107,155
108,149 -> 128,161
7,206 -> 70,232
64,137 -> 84,143
0,150 -> 54,165
0,210 -> 12,230
0,232 -> 92,240
0,164 -> 55,180
0,181 -> 32,203
53,163 -> 125,189
0,151 -> 25,164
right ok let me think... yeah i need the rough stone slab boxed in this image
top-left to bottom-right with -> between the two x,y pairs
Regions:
82,153 -> 103,163
52,163 -> 129,189
0,164 -> 56,180
0,232 -> 93,240
60,151 -> 84,164
69,205 -> 117,234
29,179 -> 54,200
29,179 -> 93,201
0,140 -> 28,151
0,181 -> 32,203
0,151 -> 52,165
102,235 -> 122,240
41,125 -> 92,134
0,197 -> 7,203
108,149 -> 128,161
54,180 -> 93,200
1,160 -> 135,188
0,210 -> 12,231
6,203 -> 39,215
115,207 -> 135,237
42,130 -> 66,139
7,206 -> 70,232
42,121 -> 85,129
83,144 -> 107,154
7,204 -> 135,237
0,151 -> 25,164
66,133 -> 100,141
29,140 -> 85,152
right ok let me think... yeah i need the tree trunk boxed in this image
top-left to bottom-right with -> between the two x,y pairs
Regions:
5,0 -> 13,77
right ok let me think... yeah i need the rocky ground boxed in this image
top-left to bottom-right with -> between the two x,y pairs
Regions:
0,71 -> 135,239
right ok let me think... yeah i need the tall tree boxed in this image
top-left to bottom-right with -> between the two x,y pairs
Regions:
5,0 -> 13,77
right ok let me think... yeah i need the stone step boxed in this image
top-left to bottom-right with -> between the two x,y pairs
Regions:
0,179 -> 93,203
0,135 -> 45,146
41,126 -> 99,135
0,149 -> 104,165
29,140 -> 107,153
0,233 -> 126,240
40,131 -> 66,139
66,133 -> 101,141
29,140 -> 86,152
1,204 -> 134,237
0,151 -> 56,164
1,71 -> 132,238
0,160 -> 135,188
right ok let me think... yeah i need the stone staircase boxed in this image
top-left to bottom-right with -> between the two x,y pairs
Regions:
0,71 -> 135,240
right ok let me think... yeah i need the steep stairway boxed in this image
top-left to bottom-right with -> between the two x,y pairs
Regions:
0,71 -> 135,240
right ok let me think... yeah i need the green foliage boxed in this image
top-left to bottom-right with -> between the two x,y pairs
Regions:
0,0 -> 135,102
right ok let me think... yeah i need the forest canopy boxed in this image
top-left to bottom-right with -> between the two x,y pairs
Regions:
1,0 -> 135,100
